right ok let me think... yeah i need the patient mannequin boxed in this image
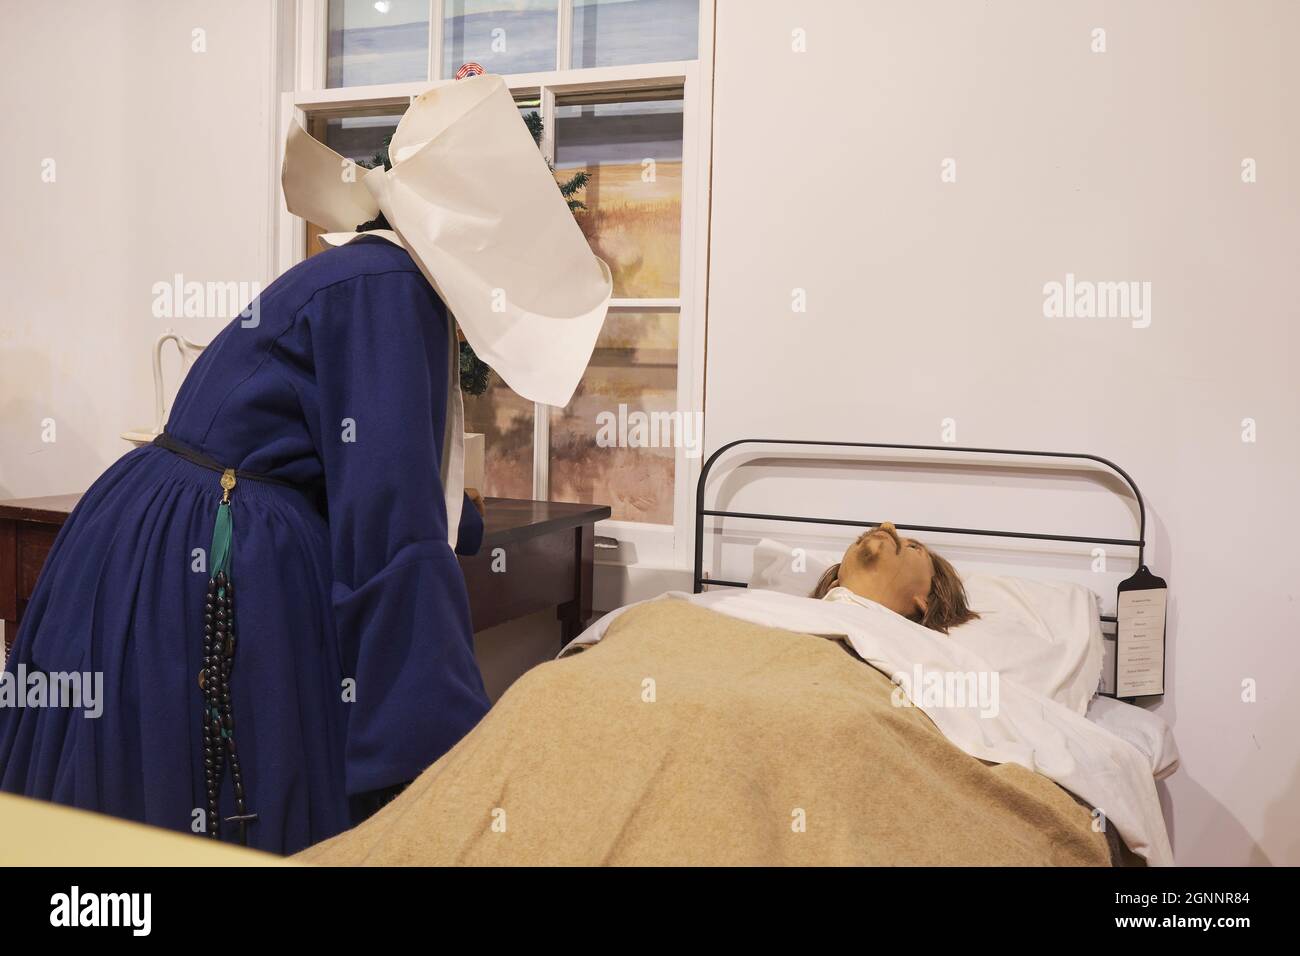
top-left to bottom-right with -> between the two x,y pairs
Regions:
811,522 -> 978,634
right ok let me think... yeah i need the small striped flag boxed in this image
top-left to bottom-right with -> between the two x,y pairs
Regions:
454,62 -> 485,80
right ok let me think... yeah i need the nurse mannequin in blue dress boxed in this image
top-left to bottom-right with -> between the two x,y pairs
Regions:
0,74 -> 612,854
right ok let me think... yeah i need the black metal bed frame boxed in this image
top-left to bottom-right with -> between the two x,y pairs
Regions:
692,439 -> 1147,626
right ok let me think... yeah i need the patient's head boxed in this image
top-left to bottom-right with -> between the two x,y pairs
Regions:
811,522 -> 978,634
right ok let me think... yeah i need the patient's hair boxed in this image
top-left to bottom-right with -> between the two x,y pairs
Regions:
810,549 -> 979,635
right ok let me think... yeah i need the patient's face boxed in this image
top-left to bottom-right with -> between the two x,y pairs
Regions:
839,522 -> 936,619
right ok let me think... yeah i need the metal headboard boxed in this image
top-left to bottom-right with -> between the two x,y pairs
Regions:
692,439 -> 1147,625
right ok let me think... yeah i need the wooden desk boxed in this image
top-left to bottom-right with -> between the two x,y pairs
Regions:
0,495 -> 610,657
458,498 -> 611,644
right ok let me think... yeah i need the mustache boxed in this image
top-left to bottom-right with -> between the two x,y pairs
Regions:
856,526 -> 902,555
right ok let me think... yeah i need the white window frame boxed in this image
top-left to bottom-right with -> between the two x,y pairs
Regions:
280,0 -> 713,574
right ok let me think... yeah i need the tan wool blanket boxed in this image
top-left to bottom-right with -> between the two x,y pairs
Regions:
298,601 -> 1111,866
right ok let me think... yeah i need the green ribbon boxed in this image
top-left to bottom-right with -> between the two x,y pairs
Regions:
209,500 -> 232,584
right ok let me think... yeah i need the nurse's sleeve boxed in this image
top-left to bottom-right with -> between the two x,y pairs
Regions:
308,270 -> 490,797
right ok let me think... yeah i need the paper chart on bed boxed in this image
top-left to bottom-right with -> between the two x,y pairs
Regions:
1116,588 -> 1167,698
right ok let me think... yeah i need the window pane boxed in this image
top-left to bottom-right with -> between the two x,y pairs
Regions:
549,312 -> 678,524
464,370 -> 536,500
321,112 -> 403,165
303,110 -> 405,256
327,0 -> 430,88
571,0 -> 698,69
516,99 -> 542,143
442,1 -> 558,78
555,96 -> 683,298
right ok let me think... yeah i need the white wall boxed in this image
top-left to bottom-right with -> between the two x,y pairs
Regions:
705,0 -> 1300,864
0,0 -> 278,499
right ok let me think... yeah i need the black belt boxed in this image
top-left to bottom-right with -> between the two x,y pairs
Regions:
151,433 -> 299,489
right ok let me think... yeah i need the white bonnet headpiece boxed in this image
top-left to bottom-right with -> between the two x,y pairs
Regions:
283,73 -> 611,546
282,72 -> 612,410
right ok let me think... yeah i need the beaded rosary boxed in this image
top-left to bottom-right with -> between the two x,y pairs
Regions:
200,468 -> 257,844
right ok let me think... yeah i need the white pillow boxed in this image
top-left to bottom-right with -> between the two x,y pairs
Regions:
957,574 -> 1104,716
1085,695 -> 1180,779
749,537 -> 839,597
748,538 -> 1104,715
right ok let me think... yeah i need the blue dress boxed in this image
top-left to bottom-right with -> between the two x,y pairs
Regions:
0,236 -> 491,854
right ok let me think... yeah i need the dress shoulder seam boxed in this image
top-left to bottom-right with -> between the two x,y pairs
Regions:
197,269 -> 434,447
198,319 -> 303,447
285,267 -> 431,322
